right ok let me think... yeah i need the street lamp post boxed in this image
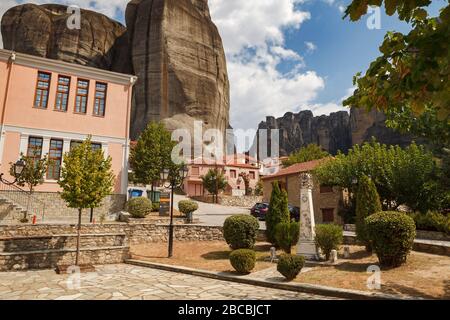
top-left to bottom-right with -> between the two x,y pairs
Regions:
160,165 -> 189,258
0,159 -> 26,185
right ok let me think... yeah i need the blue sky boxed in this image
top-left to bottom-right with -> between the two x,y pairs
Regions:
284,0 -> 445,108
0,0 -> 447,131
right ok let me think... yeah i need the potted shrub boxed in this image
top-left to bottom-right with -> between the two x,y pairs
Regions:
178,200 -> 199,223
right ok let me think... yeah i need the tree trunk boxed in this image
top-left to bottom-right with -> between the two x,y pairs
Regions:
89,208 -> 94,223
25,187 -> 33,222
75,208 -> 82,266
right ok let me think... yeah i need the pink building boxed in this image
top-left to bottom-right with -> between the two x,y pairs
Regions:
259,156 -> 289,176
0,49 -> 136,195
183,155 -> 261,197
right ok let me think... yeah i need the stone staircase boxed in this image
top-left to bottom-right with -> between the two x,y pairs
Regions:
0,197 -> 28,224
0,178 -> 46,224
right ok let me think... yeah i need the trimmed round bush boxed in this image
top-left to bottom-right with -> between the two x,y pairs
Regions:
223,215 -> 259,249
277,254 -> 305,281
274,221 -> 300,254
314,224 -> 343,260
366,211 -> 416,268
126,197 -> 152,218
229,249 -> 256,274
178,200 -> 199,215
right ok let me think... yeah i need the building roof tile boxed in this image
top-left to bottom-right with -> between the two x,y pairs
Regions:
261,158 -> 330,180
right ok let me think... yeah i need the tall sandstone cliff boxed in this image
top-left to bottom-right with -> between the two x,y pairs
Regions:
1,0 -> 230,140
254,108 -> 414,157
125,0 -> 230,139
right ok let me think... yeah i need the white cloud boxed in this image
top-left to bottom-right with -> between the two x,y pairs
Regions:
305,41 -> 317,53
209,0 -> 333,131
209,0 -> 310,55
271,46 -> 303,61
310,86 -> 355,116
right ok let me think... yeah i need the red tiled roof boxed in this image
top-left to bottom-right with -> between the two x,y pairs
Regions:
261,158 -> 330,180
225,163 -> 259,169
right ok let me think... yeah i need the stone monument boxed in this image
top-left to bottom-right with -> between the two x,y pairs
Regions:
297,173 -> 319,260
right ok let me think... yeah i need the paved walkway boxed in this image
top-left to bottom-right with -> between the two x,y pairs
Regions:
0,264 -> 335,300
173,195 -> 264,227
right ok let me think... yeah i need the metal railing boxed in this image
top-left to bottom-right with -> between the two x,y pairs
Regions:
0,179 -> 46,222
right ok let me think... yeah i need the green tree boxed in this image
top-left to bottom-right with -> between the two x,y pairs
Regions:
239,172 -> 251,196
275,221 -> 300,254
315,139 -> 442,213
266,182 -> 290,245
343,1 -> 450,144
439,150 -> 450,208
355,175 -> 382,252
314,224 -> 344,260
129,122 -> 175,197
201,168 -> 227,203
11,154 -> 49,222
282,144 -> 329,167
385,106 -> 450,149
58,137 -> 114,266
254,180 -> 263,196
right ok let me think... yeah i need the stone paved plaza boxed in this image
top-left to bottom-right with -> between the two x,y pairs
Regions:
0,264 -> 335,300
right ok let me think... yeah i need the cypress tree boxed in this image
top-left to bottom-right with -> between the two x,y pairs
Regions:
355,175 -> 382,252
266,182 -> 290,244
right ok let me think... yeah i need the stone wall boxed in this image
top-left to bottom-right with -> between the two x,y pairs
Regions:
0,232 -> 129,271
218,196 -> 263,208
0,192 -> 126,224
191,195 -> 262,208
0,223 -> 225,245
416,230 -> 450,241
0,222 -> 225,271
0,247 -> 129,271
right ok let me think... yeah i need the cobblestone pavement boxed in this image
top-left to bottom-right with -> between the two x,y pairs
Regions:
0,264 -> 336,300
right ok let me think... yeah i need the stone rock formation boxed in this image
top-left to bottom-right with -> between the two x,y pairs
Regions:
254,110 -> 353,156
350,108 -> 414,148
125,0 -> 230,139
253,108 -> 414,157
1,4 -> 128,71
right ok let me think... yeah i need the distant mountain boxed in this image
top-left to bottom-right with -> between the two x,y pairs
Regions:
251,107 -> 415,157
